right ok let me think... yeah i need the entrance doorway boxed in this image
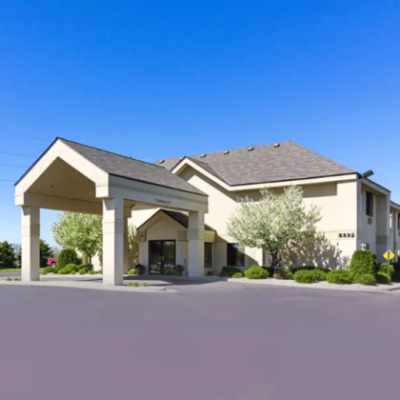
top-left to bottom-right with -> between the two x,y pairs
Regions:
149,240 -> 176,275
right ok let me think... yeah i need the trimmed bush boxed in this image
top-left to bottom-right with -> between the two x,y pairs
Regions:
59,265 -> 73,275
56,249 -> 78,271
142,282 -> 148,287
78,267 -> 88,275
392,262 -> 400,272
292,265 -> 316,274
96,269 -> 103,275
42,266 -> 57,275
128,282 -> 139,287
232,272 -> 243,278
219,266 -> 243,277
353,274 -> 376,286
379,263 -> 394,278
349,250 -> 375,275
244,266 -> 269,279
274,269 -> 294,280
376,272 -> 390,284
391,271 -> 400,282
294,269 -> 318,284
127,269 -> 136,275
89,270 -> 96,275
261,265 -> 275,277
326,269 -> 352,284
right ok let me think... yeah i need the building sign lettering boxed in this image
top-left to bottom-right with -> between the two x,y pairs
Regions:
338,233 -> 355,238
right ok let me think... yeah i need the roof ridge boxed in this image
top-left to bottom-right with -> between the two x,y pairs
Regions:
57,137 -> 166,170
158,140 -> 293,162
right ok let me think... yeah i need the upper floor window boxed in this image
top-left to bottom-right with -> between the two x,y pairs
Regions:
366,191 -> 373,217
227,243 -> 245,267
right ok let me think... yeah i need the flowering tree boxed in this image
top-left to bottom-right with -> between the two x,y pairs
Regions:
227,186 -> 321,269
52,212 -> 102,262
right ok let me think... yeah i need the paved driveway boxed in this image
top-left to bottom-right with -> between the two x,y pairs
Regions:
0,280 -> 399,400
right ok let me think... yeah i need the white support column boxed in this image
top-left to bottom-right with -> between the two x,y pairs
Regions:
102,197 -> 124,285
188,211 -> 205,277
123,216 -> 130,274
21,206 -> 40,282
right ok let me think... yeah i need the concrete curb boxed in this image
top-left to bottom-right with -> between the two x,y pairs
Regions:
227,277 -> 400,294
0,279 -> 176,293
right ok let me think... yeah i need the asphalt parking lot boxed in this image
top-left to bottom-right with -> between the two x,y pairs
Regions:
0,278 -> 399,400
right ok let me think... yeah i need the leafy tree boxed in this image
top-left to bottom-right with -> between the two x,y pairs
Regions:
52,212 -> 102,262
227,186 -> 321,269
127,225 -> 139,267
40,239 -> 54,268
0,241 -> 16,269
16,239 -> 54,268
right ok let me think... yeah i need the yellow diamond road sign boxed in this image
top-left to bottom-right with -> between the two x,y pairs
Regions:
383,250 -> 395,261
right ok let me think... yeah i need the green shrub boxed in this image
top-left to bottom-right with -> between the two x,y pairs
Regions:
379,263 -> 394,278
14,277 -> 21,281
96,269 -> 103,275
42,266 -> 57,275
89,270 -> 96,275
349,250 -> 375,275
274,269 -> 294,280
353,274 -> 376,286
376,272 -> 390,284
232,272 -> 243,278
326,269 -> 352,284
77,263 -> 92,271
219,266 -> 243,277
59,265 -> 73,274
78,267 -> 88,275
392,262 -> 400,272
294,269 -> 319,284
141,282 -> 148,287
6,277 -> 12,281
261,265 -> 275,276
292,265 -> 316,274
244,266 -> 269,279
128,282 -> 139,287
391,271 -> 400,282
56,249 -> 78,271
127,269 -> 136,275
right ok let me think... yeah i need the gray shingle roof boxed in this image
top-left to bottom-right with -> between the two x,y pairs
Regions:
155,141 -> 355,186
137,209 -> 213,231
59,138 -> 206,196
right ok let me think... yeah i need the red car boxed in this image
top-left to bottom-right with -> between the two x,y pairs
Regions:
47,258 -> 57,267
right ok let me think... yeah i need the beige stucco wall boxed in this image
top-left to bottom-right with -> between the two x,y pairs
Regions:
178,166 -> 360,269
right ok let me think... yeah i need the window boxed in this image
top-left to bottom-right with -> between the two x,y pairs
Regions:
227,243 -> 245,267
366,191 -> 373,217
204,243 -> 212,269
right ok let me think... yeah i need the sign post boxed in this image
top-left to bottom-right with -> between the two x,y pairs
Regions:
383,250 -> 395,277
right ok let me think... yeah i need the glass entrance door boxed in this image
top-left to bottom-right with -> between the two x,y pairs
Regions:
149,240 -> 176,275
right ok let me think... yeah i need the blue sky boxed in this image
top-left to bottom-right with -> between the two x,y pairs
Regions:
1,0 -> 399,246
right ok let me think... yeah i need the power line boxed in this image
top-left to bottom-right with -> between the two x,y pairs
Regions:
0,151 -> 36,158
0,129 -> 49,143
0,163 -> 29,168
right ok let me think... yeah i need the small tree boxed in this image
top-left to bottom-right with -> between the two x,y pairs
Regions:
227,186 -> 321,269
52,212 -> 102,262
0,241 -> 16,269
16,239 -> 54,268
127,225 -> 139,267
40,239 -> 54,268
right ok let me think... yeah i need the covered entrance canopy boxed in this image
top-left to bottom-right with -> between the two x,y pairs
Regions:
15,138 -> 208,285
